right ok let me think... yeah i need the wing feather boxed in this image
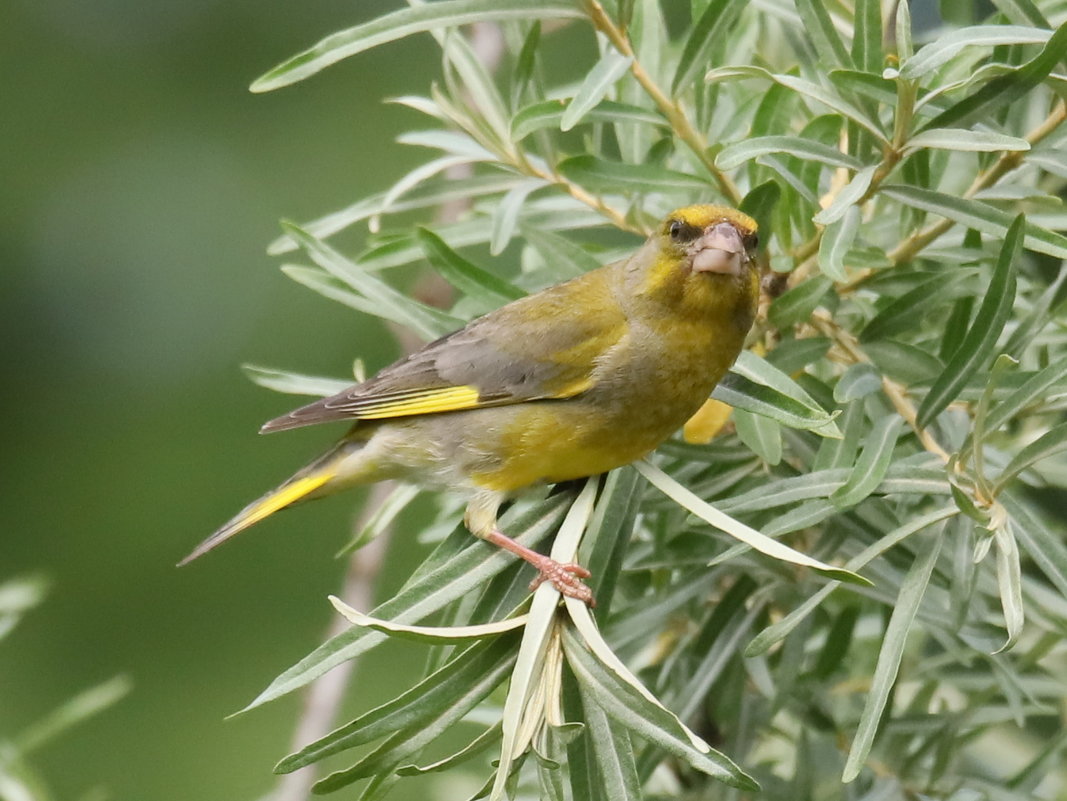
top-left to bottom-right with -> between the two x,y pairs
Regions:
260,266 -> 623,433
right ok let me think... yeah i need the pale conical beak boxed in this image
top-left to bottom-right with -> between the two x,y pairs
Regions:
692,221 -> 746,275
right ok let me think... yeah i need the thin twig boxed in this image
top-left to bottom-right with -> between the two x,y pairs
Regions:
847,100 -> 1067,289
584,0 -> 743,205
810,311 -> 951,463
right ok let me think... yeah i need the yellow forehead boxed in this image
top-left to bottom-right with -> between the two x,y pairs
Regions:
667,204 -> 757,234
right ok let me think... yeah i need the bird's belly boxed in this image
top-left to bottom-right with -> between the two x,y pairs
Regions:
464,395 -> 699,492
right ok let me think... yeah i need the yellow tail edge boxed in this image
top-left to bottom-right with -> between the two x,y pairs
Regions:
178,471 -> 335,566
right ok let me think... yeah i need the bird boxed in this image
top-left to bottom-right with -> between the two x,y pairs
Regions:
181,204 -> 760,605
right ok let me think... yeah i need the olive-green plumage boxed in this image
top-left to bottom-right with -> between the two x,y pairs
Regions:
183,204 -> 760,602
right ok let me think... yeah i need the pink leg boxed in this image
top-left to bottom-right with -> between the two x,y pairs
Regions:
485,529 -> 595,607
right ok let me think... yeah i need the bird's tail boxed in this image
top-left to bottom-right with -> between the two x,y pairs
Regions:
178,444 -> 353,566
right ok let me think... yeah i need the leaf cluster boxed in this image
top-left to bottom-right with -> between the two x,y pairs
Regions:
241,1 -> 1067,799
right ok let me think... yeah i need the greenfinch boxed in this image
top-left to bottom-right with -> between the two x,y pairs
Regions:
182,204 -> 760,604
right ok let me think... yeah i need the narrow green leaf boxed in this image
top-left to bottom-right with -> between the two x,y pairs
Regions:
1028,149 -> 1067,180
843,530 -> 944,782
860,270 -> 973,342
834,363 -> 882,403
437,23 -> 511,142
490,590 -> 562,800
716,136 -> 862,170
377,155 -> 489,220
745,507 -> 956,656
982,354 -> 1067,436
865,339 -> 945,384
512,99 -> 667,141
489,481 -> 598,801
577,688 -> 643,801
579,467 -> 642,613
281,265 -> 400,322
813,165 -> 876,225
722,350 -> 841,436
244,495 -> 570,711
766,337 -> 831,374
251,0 -> 584,92
739,180 -> 781,240
993,423 -> 1067,493
1005,491 -> 1067,600
769,276 -> 833,328
904,128 -> 1031,154
717,468 -> 849,514
818,204 -> 860,279
757,154 -> 821,206
713,374 -> 838,434
398,723 -> 501,775
416,228 -> 524,309
283,222 -> 463,340
561,51 -> 633,131
830,416 -> 903,508
734,408 -> 783,465
276,635 -> 517,772
705,66 -> 888,142
916,215 -> 1022,428
993,521 -> 1024,652
991,0 -> 1050,26
794,0 -> 851,67
266,174 -> 522,255
312,662 -> 514,794
489,180 -> 544,255
242,364 -> 351,397
562,627 -> 758,791
566,596 -> 709,752
337,483 -> 421,557
671,0 -> 742,94
895,0 -> 913,60
829,69 -> 898,105
520,225 -> 604,280
920,21 -> 1067,131
635,460 -> 868,584
558,155 -> 711,193
328,596 -> 527,642
851,0 -> 882,74
886,185 -> 1067,259
899,25 -> 1053,80
510,21 -> 541,108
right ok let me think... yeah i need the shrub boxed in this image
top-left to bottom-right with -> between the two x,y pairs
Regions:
242,2 -> 1067,799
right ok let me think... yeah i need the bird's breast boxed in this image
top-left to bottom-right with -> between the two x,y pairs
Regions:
466,315 -> 743,492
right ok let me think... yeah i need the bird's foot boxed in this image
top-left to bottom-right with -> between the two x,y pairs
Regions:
528,558 -> 595,607
483,529 -> 596,607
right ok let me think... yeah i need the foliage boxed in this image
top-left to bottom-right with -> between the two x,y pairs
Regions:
242,1 -> 1067,799
0,574 -> 130,801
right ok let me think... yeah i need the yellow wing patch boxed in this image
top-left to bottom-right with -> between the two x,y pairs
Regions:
353,385 -> 483,419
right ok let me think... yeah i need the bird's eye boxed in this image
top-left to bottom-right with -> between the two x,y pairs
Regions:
746,233 -> 759,249
669,220 -> 698,241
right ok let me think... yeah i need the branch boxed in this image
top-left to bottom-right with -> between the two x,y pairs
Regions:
584,0 -> 743,206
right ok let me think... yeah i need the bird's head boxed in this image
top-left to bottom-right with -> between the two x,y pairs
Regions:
659,204 -> 759,278
627,204 -> 760,328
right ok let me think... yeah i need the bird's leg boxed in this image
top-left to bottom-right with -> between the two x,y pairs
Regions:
484,529 -> 595,607
465,492 -> 595,606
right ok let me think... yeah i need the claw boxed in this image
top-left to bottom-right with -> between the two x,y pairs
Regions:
528,558 -> 596,607
482,528 -> 596,607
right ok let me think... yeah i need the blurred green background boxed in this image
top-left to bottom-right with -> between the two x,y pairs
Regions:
1,1 -> 450,798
